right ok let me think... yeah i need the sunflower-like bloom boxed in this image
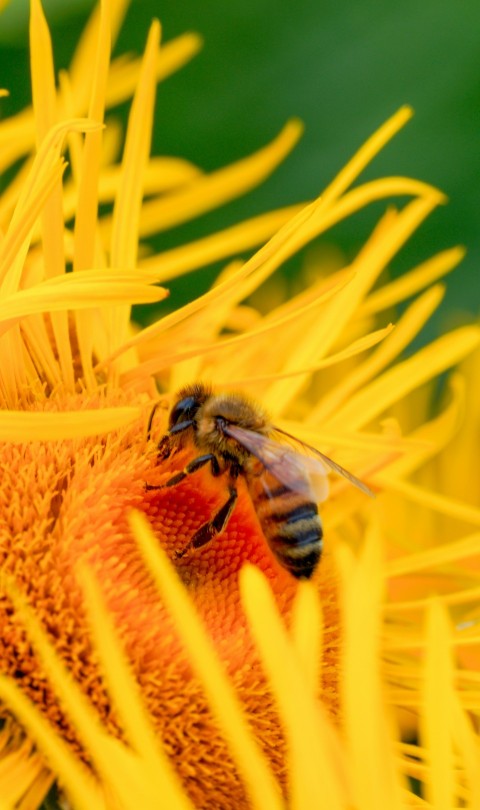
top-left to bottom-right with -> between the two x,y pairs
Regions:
0,2 -> 479,809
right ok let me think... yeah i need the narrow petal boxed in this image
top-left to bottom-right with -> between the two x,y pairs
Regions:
102,120 -> 303,239
79,567 -> 195,808
420,601 -> 455,809
290,581 -> 323,698
110,20 -> 160,351
377,477 -> 480,527
70,0 -> 113,390
0,119 -> 100,291
222,325 -> 394,388
0,677 -> 102,810
0,272 -> 167,339
98,180 -> 441,371
240,564 -> 348,810
450,691 -> 480,808
30,0 -> 56,142
339,523 -> 406,810
73,0 -> 112,273
321,106 -> 413,208
110,21 -> 160,272
68,0 -> 129,101
311,284 -> 445,423
21,315 -> 62,389
30,0 -> 75,391
386,531 -> 480,577
0,723 -> 53,810
138,203 -> 304,282
0,406 -> 141,441
131,510 -> 284,810
104,33 -> 202,111
119,272 -> 351,385
377,375 -> 465,479
267,195 -> 443,415
360,246 -> 465,316
0,159 -> 65,291
327,326 -> 480,431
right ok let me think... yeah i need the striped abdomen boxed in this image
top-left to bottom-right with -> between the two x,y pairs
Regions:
249,472 -> 323,579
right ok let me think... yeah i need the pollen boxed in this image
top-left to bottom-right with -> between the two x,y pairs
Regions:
0,388 -> 340,808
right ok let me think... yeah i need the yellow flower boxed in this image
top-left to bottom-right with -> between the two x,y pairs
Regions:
0,2 -> 479,809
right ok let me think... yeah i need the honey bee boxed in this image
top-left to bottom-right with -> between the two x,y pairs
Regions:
146,383 -> 372,579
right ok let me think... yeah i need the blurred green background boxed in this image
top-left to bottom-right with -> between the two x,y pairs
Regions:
1,0 -> 479,341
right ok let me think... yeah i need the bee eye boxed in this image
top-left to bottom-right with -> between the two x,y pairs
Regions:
169,395 -> 199,428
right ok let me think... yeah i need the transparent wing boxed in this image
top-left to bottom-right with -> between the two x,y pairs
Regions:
223,423 -> 373,499
223,423 -> 330,502
274,426 -> 374,497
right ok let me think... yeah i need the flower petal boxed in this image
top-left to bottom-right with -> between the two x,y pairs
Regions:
102,120 -> 304,240
339,520 -> 406,810
131,510 -> 284,810
420,600 -> 455,809
361,246 -> 465,316
0,406 -> 141,441
312,284 -> 445,423
327,326 -> 480,431
0,272 -> 167,340
240,564 -> 348,810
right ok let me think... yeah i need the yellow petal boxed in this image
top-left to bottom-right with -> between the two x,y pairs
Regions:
0,118 -> 101,292
290,581 -> 323,698
222,325 -> 394,388
267,194 -> 443,415
0,675 -> 102,810
130,510 -> 284,810
120,271 -> 352,385
109,20 -> 161,353
450,690 -> 480,808
0,272 -> 167,339
339,521 -> 405,810
321,106 -> 413,208
328,326 -> 480,431
110,20 -> 160,271
68,0 -> 129,102
312,284 -> 445,423
420,600 -> 455,809
240,564 -> 348,810
30,0 -> 75,390
377,477 -> 480,528
0,159 -> 66,291
360,246 -> 465,316
386,531 -> 480,577
104,32 -> 202,112
0,406 -> 141,441
138,203 -> 303,283
0,724 -> 52,810
102,120 -> 303,240
73,0 -> 112,273
78,566 -> 195,809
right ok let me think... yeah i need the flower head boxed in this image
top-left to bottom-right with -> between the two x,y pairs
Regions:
0,2 -> 479,809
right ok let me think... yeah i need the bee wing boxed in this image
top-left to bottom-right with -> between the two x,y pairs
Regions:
274,426 -> 374,497
224,423 -> 374,499
223,423 -> 330,501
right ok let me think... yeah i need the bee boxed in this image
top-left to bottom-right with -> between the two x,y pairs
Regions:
146,383 -> 372,579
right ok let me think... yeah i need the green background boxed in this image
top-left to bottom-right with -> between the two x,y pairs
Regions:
1,0 -> 479,340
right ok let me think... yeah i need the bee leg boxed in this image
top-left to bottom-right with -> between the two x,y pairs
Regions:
146,401 -> 162,442
145,453 -> 221,491
175,485 -> 238,559
156,434 -> 172,461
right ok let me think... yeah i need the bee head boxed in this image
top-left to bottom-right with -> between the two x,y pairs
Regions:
168,384 -> 210,435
